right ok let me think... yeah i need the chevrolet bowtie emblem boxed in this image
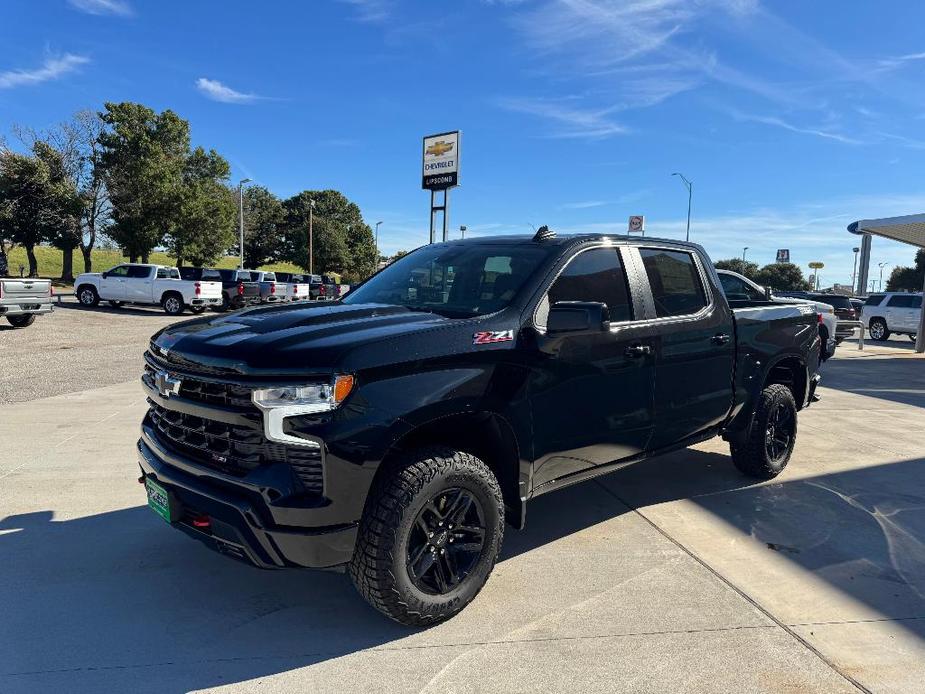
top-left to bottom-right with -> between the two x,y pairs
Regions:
154,370 -> 182,398
426,141 -> 454,157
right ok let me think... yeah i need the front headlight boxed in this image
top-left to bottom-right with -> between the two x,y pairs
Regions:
252,375 -> 355,412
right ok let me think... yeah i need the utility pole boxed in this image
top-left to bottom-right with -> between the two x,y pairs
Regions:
851,246 -> 860,294
238,178 -> 251,269
878,262 -> 888,292
460,225 -> 467,239
742,247 -> 749,263
671,172 -> 693,242
309,198 -> 315,275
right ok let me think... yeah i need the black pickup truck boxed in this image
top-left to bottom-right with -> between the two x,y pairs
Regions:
139,231 -> 820,626
178,268 -> 261,312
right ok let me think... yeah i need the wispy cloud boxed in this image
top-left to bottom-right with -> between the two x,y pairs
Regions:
559,200 -> 611,210
195,78 -> 265,104
67,0 -> 132,16
729,110 -> 865,145
339,0 -> 391,22
497,97 -> 628,138
0,53 -> 90,89
876,51 -> 925,71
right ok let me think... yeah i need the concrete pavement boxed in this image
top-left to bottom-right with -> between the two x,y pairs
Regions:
1,339 -> 922,693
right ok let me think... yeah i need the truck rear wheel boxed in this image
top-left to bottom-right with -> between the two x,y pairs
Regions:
349,447 -> 504,626
730,384 -> 797,480
6,314 -> 36,328
162,293 -> 185,316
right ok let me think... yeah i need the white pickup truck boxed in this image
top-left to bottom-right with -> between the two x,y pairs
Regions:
75,264 -> 222,315
274,272 -> 312,302
0,277 -> 54,328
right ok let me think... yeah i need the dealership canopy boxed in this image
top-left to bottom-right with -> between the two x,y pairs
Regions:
848,213 -> 925,352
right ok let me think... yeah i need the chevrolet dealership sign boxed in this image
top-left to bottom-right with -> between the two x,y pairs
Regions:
422,131 -> 460,190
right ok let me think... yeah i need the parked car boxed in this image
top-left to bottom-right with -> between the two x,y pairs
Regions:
243,270 -> 283,304
0,276 -> 54,328
178,267 -> 260,311
861,292 -> 922,341
75,264 -> 222,315
716,270 -> 838,361
274,272 -> 312,302
849,297 -> 865,317
801,293 -> 861,343
312,274 -> 338,301
139,231 -> 820,626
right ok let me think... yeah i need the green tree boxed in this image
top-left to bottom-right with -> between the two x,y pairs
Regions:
99,102 -> 190,262
344,220 -> 377,283
239,185 -> 285,268
0,145 -> 79,277
166,147 -> 235,267
754,263 -> 812,291
714,258 -> 759,279
282,190 -> 368,275
32,142 -> 82,280
886,249 -> 925,291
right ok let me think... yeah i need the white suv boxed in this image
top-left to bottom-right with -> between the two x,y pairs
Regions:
861,293 -> 922,341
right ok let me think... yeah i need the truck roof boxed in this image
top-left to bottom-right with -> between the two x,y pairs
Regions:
429,233 -> 703,251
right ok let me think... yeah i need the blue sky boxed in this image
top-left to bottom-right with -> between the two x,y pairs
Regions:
3,0 -> 925,287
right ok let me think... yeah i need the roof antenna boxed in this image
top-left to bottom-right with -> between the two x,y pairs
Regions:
532,225 -> 556,242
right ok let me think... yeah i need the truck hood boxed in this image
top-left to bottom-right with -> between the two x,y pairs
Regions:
151,302 -> 465,377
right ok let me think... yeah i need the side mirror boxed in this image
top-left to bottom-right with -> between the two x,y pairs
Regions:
547,301 -> 610,335
101,271 -> 109,279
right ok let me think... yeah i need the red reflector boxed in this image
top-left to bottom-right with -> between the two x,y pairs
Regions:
192,515 -> 211,528
817,313 -> 823,324
237,282 -> 244,296
270,283 -> 276,294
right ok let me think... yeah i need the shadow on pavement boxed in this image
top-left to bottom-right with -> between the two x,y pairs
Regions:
817,350 -> 925,408
5,448 -> 925,690
56,302 -> 210,318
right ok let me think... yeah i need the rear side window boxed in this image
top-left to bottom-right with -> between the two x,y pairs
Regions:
639,249 -> 708,317
865,294 -> 885,306
156,267 -> 180,279
887,294 -> 922,308
126,266 -> 151,279
547,248 -> 632,322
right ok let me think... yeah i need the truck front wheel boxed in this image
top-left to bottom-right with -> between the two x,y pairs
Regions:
730,384 -> 797,480
349,447 -> 504,626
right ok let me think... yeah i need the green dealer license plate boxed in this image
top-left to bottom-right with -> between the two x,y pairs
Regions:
145,478 -> 174,523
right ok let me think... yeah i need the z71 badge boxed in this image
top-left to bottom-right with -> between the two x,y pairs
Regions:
473,330 -> 514,345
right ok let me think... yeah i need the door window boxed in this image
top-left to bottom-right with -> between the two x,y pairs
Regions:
718,273 -> 764,301
545,247 -> 633,322
106,265 -> 130,277
639,249 -> 708,318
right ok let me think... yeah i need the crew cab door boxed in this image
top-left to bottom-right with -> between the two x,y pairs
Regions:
529,246 -> 655,489
633,247 -> 736,450
99,265 -> 130,300
124,265 -> 154,302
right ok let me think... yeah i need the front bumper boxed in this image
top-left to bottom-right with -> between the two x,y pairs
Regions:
0,301 -> 54,317
137,435 -> 358,569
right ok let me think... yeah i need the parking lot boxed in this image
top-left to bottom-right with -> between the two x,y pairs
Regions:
2,306 -> 924,693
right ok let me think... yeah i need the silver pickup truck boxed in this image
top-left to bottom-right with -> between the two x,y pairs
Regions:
0,277 -> 54,328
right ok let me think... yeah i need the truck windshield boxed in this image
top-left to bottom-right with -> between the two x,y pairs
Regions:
343,243 -> 551,318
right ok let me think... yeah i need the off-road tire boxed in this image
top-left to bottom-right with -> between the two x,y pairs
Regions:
77,285 -> 99,307
730,384 -> 797,480
869,318 -> 890,341
6,314 -> 36,328
162,293 -> 185,316
349,447 -> 504,627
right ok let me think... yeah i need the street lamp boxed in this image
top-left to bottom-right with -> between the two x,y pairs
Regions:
308,199 -> 316,275
460,225 -> 467,239
878,262 -> 889,291
375,221 -> 383,257
852,247 -> 860,293
671,172 -> 693,242
742,246 -> 749,263
238,178 -> 252,269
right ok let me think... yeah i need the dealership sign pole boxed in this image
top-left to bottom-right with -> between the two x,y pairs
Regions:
422,131 -> 460,243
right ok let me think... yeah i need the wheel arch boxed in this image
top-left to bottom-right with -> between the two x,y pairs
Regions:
376,411 -> 526,529
762,354 -> 808,412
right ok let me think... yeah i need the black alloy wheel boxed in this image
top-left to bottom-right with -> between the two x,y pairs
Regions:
764,401 -> 795,464
406,488 -> 486,595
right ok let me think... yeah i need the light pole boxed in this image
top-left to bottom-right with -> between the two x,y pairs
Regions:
851,247 -> 860,293
460,225 -> 467,239
238,178 -> 251,269
671,172 -> 692,242
308,199 -> 315,275
742,247 -> 749,263
375,221 -> 383,258
878,262 -> 889,291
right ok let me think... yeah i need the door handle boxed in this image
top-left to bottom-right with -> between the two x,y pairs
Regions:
624,344 -> 652,358
711,333 -> 731,345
